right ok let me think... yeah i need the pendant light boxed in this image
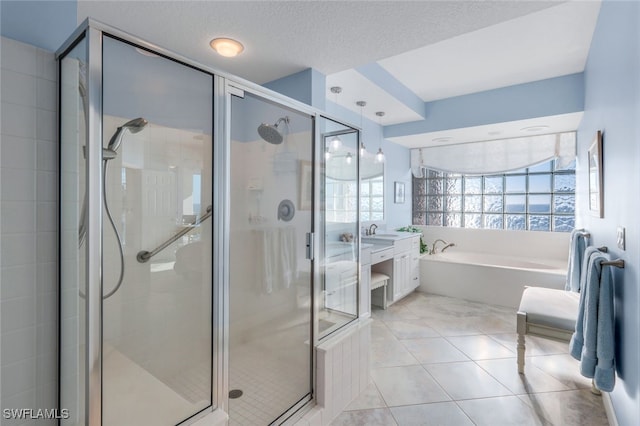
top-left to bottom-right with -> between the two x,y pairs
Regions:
356,100 -> 367,157
345,152 -> 353,165
375,111 -> 385,163
329,86 -> 343,151
324,146 -> 331,160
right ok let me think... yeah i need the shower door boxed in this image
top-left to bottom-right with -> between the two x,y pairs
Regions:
227,88 -> 314,424
100,37 -> 214,425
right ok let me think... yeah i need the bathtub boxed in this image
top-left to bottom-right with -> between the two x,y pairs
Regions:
419,251 -> 567,308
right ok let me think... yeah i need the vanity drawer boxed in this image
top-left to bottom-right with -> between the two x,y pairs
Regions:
370,247 -> 394,264
394,237 -> 415,254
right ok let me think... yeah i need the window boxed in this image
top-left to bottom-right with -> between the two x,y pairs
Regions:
412,159 -> 575,232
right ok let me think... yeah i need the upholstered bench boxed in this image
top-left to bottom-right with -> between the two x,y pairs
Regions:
370,272 -> 390,310
516,286 -> 580,374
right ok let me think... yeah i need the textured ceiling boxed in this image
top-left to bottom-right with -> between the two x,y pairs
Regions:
379,1 -> 601,102
78,0 -> 562,84
78,0 -> 600,147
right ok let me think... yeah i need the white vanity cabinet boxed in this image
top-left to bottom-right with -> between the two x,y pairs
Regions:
391,236 -> 421,301
363,233 -> 421,306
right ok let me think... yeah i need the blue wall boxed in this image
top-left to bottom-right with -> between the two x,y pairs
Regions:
264,68 -> 326,110
0,1 -> 77,51
577,1 -> 639,424
385,73 -> 584,138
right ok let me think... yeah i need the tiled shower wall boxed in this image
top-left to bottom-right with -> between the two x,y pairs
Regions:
1,36 -> 59,424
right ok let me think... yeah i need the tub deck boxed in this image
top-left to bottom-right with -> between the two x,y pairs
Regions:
419,251 -> 567,308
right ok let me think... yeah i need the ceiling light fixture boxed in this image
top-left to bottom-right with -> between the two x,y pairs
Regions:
324,146 -> 331,160
346,152 -> 353,165
209,38 -> 244,57
375,111 -> 385,163
357,101 -> 367,157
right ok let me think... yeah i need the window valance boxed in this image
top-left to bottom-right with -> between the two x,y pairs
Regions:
411,132 -> 576,177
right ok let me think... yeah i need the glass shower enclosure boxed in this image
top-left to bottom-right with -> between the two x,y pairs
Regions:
57,19 -> 360,425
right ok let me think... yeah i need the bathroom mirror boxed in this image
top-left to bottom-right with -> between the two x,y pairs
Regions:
324,145 -> 384,223
588,130 -> 603,218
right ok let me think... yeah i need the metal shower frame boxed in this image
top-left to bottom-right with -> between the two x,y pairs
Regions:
56,18 -> 362,426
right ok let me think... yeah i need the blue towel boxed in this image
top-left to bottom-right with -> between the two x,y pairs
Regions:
565,229 -> 589,292
569,251 -> 616,392
569,247 -> 600,359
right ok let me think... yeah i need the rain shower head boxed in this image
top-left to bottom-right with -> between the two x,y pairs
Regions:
258,116 -> 289,145
107,117 -> 148,153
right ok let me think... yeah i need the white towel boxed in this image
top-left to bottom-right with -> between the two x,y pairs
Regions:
256,227 -> 298,293
256,228 -> 278,294
279,227 -> 298,289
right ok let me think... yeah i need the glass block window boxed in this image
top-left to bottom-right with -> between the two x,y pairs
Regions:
412,159 -> 575,232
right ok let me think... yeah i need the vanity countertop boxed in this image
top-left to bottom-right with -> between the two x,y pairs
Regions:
362,231 -> 420,245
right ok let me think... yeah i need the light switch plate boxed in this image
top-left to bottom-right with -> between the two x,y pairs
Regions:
617,226 -> 626,250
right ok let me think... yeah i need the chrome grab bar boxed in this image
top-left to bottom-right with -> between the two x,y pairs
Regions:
136,205 -> 212,263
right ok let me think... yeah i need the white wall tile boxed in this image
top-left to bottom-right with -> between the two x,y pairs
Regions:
1,135 -> 36,170
36,78 -> 57,112
1,357 -> 37,397
0,388 -> 36,413
36,323 -> 56,356
1,69 -> 37,107
1,102 -> 37,138
36,262 -> 57,294
36,48 -> 56,82
1,167 -> 37,201
36,109 -> 56,142
36,201 -> 57,232
36,353 -> 57,386
0,37 -> 59,413
0,233 -> 36,267
1,201 -> 36,234
0,265 -> 36,299
0,37 -> 38,75
36,171 -> 57,201
36,140 -> 57,171
1,296 -> 37,333
1,327 -> 36,366
36,231 -> 57,263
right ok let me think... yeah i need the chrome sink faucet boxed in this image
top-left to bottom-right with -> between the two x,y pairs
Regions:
367,224 -> 378,236
431,239 -> 455,254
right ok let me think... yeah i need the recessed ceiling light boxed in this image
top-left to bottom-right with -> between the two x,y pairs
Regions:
520,125 -> 549,133
432,136 -> 452,143
488,130 -> 502,136
209,38 -> 244,57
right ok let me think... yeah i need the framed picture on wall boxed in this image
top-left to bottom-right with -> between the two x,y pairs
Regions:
588,130 -> 604,218
394,181 -> 405,204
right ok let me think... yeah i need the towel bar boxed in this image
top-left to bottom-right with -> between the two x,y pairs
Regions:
602,259 -> 624,268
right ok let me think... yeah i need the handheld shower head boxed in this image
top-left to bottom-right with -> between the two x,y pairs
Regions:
107,117 -> 148,153
257,116 -> 289,144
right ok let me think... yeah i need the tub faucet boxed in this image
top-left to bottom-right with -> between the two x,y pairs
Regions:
431,239 -> 454,254
368,224 -> 378,236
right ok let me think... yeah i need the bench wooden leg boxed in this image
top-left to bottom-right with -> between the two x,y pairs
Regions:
517,311 -> 526,374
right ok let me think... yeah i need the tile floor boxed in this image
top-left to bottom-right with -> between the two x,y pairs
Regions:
331,292 -> 609,426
